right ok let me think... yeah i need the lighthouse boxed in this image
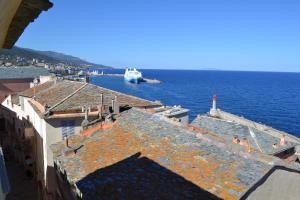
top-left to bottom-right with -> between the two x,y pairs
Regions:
209,95 -> 219,117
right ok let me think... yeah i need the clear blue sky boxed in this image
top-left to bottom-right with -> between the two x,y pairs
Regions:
16,0 -> 300,72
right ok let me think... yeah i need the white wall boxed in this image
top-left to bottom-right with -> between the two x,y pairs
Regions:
23,98 -> 83,183
2,95 -> 84,191
44,118 -> 83,168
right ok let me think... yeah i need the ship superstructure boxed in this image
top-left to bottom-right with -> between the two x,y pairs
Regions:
124,68 -> 143,84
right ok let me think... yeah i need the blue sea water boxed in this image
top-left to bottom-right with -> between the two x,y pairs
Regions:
90,69 -> 300,137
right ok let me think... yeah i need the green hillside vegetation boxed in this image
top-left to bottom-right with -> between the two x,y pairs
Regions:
0,46 -> 112,68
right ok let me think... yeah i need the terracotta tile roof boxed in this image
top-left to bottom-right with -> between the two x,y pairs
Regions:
51,108 -> 300,200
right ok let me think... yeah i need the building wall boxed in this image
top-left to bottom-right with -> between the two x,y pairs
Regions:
1,95 -> 29,162
0,180 -> 6,200
1,95 -> 84,197
45,118 -> 83,168
0,79 -> 32,102
22,97 -> 84,195
246,169 -> 300,200
0,147 -> 10,200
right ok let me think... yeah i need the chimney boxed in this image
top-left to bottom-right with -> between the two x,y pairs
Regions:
63,137 -> 76,157
97,105 -> 102,119
100,93 -> 103,105
64,136 -> 69,148
84,106 -> 89,120
280,134 -> 286,146
113,96 -> 120,114
111,99 -> 114,111
81,106 -> 89,129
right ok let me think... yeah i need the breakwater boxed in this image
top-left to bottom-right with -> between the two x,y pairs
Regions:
89,73 -> 161,84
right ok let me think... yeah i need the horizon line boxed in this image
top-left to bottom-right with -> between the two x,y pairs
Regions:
104,67 -> 300,74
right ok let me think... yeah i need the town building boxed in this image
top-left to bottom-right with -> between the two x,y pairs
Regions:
51,108 -> 300,200
0,79 -> 161,199
191,96 -> 300,162
0,66 -> 51,102
147,105 -> 190,126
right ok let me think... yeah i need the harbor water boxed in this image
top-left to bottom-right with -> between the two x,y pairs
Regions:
90,69 -> 300,137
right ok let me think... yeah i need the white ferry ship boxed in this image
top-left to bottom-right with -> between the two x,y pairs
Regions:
124,68 -> 143,84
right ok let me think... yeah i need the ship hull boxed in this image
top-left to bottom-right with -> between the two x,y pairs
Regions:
124,76 -> 142,84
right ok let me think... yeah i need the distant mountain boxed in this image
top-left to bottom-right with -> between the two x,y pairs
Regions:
0,46 -> 112,68
199,68 -> 222,71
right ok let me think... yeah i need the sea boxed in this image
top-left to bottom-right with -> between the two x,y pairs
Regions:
89,69 -> 300,137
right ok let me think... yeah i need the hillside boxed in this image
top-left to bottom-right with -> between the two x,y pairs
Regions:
0,46 -> 112,68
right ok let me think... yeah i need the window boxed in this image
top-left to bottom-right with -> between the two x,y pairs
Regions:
61,120 -> 75,139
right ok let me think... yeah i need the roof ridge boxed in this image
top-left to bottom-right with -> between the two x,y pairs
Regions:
44,82 -> 88,116
94,84 -> 160,105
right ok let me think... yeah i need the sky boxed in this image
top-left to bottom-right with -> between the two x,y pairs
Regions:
16,0 -> 300,72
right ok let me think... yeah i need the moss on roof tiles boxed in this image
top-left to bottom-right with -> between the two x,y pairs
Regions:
191,116 -> 297,155
51,108 -> 296,200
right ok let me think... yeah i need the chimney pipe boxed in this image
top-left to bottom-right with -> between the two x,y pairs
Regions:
280,134 -> 286,146
64,136 -> 69,148
113,96 -> 119,114
84,106 -> 89,120
100,93 -> 103,105
111,99 -> 114,111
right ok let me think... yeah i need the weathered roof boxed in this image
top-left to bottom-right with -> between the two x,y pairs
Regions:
18,80 -> 161,117
51,108 -> 299,200
0,0 -> 53,49
52,83 -> 161,112
0,67 -> 50,79
191,116 -> 298,155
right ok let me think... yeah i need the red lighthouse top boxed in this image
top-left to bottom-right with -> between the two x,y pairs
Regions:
213,95 -> 217,101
